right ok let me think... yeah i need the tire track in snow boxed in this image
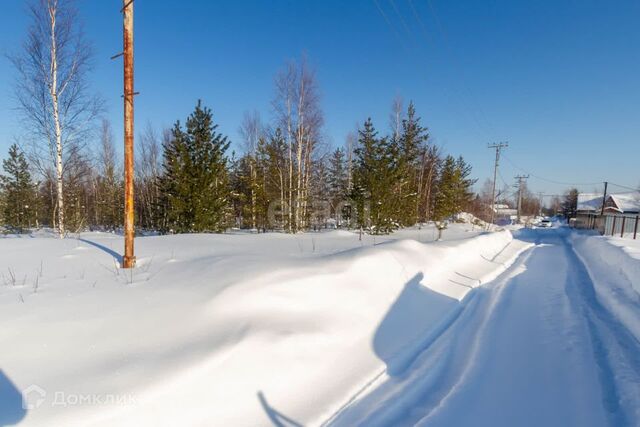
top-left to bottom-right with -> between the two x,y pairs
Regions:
406,248 -> 535,426
563,240 -> 640,425
328,244 -> 536,427
331,229 -> 640,427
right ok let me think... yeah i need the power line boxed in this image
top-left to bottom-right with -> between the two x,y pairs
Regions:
372,0 -> 407,49
502,154 -> 602,187
425,0 -> 497,139
404,0 -> 496,142
388,0 -> 414,41
497,168 -> 510,188
608,182 -> 639,192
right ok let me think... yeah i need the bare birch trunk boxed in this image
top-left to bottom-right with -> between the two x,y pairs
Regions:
48,3 -> 65,237
286,97 -> 293,233
295,75 -> 305,232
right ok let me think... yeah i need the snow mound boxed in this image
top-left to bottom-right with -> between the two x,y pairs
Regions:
0,227 -> 531,426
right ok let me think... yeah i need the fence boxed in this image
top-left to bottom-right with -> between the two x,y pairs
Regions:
604,214 -> 640,239
575,213 -> 639,239
575,213 -> 605,234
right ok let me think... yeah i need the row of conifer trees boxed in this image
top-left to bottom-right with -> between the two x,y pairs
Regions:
0,98 -> 476,234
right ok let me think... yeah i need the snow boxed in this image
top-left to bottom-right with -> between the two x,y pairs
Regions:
571,231 -> 640,341
577,192 -> 602,212
1,224 -> 639,426
0,223 -> 528,426
331,228 -> 640,426
608,192 -> 640,213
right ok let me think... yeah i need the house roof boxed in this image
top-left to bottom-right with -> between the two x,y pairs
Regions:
577,193 -> 602,212
607,192 -> 640,213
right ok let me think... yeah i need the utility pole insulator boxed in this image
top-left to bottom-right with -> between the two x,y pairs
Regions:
122,0 -> 135,268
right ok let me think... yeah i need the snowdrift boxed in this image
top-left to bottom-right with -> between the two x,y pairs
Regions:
0,227 -> 530,426
571,232 -> 640,342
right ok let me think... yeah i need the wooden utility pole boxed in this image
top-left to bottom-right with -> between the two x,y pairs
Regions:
122,0 -> 136,268
488,142 -> 508,225
514,175 -> 529,223
600,181 -> 608,216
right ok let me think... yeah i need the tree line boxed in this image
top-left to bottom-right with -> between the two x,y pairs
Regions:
0,96 -> 477,235
0,0 -> 478,236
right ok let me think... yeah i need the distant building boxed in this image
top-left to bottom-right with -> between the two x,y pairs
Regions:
604,192 -> 640,214
575,193 -> 603,229
575,191 -> 640,237
576,193 -> 602,214
493,203 -> 517,225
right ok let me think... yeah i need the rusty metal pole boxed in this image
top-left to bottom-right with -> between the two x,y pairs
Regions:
122,0 -> 136,268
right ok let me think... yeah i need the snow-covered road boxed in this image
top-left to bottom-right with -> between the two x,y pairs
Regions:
332,228 -> 640,427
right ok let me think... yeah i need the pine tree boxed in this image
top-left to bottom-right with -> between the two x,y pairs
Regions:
1,144 -> 36,231
160,101 -> 231,233
394,102 -> 429,226
261,129 -> 289,230
351,118 -> 397,234
562,188 -> 578,218
309,156 -> 330,229
327,147 -> 348,225
433,155 -> 476,221
229,150 -> 267,230
433,155 -> 457,221
453,156 -> 476,213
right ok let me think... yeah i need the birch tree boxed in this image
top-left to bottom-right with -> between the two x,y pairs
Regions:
239,111 -> 264,230
272,57 -> 323,232
10,0 -> 101,237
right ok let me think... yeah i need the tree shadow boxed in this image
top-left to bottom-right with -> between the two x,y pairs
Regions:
372,272 -> 460,376
77,238 -> 122,264
257,391 -> 304,427
0,370 -> 27,426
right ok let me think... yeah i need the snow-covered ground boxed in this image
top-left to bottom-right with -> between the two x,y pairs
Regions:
332,227 -> 640,426
1,223 -> 639,426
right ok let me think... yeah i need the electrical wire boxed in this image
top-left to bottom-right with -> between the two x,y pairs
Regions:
502,154 -> 602,187
608,182 -> 639,192
372,0 -> 407,49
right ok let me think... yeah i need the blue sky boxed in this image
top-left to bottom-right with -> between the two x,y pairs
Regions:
1,0 -> 639,198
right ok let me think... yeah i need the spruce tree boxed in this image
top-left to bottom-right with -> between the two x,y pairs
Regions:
160,101 -> 231,233
453,156 -> 476,214
229,150 -> 267,230
310,157 -> 331,229
260,129 -> 289,230
1,144 -> 36,231
433,155 -> 457,221
395,102 -> 429,226
433,155 -> 476,221
328,147 -> 348,225
351,118 -> 397,234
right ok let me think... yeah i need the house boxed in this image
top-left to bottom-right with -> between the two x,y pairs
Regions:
604,192 -> 640,214
575,193 -> 603,229
575,190 -> 640,237
602,192 -> 640,237
576,193 -> 602,214
493,203 -> 517,225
